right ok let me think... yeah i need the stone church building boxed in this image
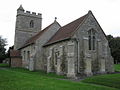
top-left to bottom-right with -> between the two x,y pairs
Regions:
10,5 -> 114,78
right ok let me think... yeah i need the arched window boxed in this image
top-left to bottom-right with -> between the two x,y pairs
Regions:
88,29 -> 96,50
30,20 -> 34,28
23,51 -> 26,60
27,51 -> 30,61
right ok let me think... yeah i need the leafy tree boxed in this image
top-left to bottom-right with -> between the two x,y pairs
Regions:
106,35 -> 114,41
0,36 -> 7,63
107,35 -> 120,64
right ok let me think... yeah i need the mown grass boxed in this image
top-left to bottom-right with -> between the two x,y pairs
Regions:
114,64 -> 120,72
82,73 -> 120,89
0,67 -> 118,90
82,64 -> 120,89
0,63 -> 9,67
9,67 -> 66,79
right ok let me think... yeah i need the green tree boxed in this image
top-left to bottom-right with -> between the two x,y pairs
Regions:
107,35 -> 120,64
106,35 -> 114,41
0,36 -> 7,63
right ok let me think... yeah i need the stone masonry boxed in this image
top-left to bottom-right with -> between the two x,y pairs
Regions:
11,5 -> 114,78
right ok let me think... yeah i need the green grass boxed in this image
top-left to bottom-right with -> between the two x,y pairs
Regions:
9,67 -> 66,79
0,67 -> 118,90
82,64 -> 120,89
82,74 -> 120,89
0,63 -> 9,67
114,64 -> 120,72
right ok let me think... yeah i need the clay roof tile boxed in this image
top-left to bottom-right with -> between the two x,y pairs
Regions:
44,13 -> 88,46
19,22 -> 54,49
10,50 -> 21,57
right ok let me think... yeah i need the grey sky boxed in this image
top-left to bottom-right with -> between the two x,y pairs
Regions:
0,0 -> 120,48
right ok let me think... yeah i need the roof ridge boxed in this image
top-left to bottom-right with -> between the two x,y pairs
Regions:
70,13 -> 89,37
63,14 -> 88,28
19,22 -> 54,49
25,23 -> 53,43
44,13 -> 88,46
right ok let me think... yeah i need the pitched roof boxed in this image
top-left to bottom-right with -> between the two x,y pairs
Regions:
44,13 -> 88,46
10,50 -> 21,57
19,22 -> 54,49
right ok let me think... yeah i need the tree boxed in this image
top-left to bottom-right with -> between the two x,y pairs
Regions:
106,35 -> 114,42
0,36 -> 7,63
107,35 -> 120,64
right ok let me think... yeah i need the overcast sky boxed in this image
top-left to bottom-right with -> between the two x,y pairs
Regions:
0,0 -> 120,48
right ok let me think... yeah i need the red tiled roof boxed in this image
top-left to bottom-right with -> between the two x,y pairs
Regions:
10,50 -> 21,57
44,13 -> 88,46
19,23 -> 54,49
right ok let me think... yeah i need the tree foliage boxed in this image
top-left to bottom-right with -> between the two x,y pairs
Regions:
0,36 -> 7,63
107,35 -> 120,64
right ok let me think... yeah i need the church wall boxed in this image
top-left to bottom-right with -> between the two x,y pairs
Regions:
16,13 -> 42,31
21,44 -> 35,69
43,13 -> 114,78
14,7 -> 42,50
13,6 -> 114,79
44,39 -> 77,78
20,21 -> 61,71
11,57 -> 22,67
73,12 -> 114,75
14,30 -> 36,50
32,22 -> 61,70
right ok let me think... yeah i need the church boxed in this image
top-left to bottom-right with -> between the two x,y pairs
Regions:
10,5 -> 114,78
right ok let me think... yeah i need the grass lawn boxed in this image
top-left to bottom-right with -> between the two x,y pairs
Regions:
0,67 -> 119,90
83,64 -> 120,89
0,63 -> 9,67
82,64 -> 120,89
114,64 -> 120,72
82,73 -> 120,89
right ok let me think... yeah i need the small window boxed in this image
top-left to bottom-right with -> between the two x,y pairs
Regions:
23,51 -> 26,60
55,52 -> 58,65
27,51 -> 30,60
88,35 -> 91,50
88,29 -> 96,50
30,20 -> 34,28
93,36 -> 95,50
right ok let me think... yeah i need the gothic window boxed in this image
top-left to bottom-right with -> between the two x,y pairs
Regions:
23,51 -> 26,60
88,29 -> 96,50
27,51 -> 30,61
30,20 -> 34,28
55,52 -> 58,65
54,49 -> 60,65
67,42 -> 74,56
